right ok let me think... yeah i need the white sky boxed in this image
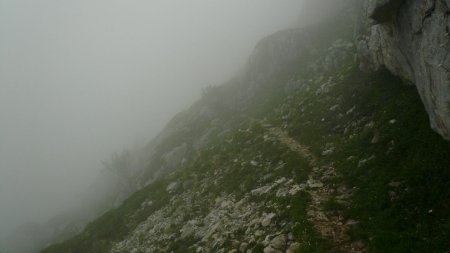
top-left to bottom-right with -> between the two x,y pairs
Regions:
0,0 -> 304,240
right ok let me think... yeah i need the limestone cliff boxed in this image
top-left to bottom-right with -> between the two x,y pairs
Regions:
356,0 -> 450,139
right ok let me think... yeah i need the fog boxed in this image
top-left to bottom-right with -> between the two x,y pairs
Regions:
0,0 -> 305,247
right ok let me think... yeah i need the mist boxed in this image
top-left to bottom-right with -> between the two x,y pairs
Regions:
0,0 -> 304,248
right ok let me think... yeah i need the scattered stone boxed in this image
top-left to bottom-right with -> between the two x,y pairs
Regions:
365,121 -> 375,128
254,230 -> 264,237
263,246 -> 282,253
239,242 -> 248,252
262,173 -> 274,181
288,184 -> 304,195
261,213 -> 276,227
346,106 -> 356,115
345,219 -> 359,226
307,178 -> 323,188
371,130 -> 380,144
251,185 -> 272,196
388,181 -> 401,187
321,147 -> 335,156
166,182 -> 179,193
344,127 -> 350,134
270,234 -> 287,249
388,191 -> 398,201
140,200 -> 153,208
286,242 -> 301,253
221,200 -> 233,208
386,140 -> 395,154
329,104 -> 339,111
357,155 -> 375,167
275,177 -> 287,184
276,188 -> 289,198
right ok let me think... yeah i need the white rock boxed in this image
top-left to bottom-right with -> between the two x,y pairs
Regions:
307,178 -> 323,188
321,148 -> 334,156
261,213 -> 276,227
254,230 -> 264,237
239,242 -> 249,252
357,155 -> 375,167
166,182 -> 178,193
263,246 -> 282,253
270,234 -> 287,249
141,200 -> 153,208
286,242 -> 301,253
275,188 -> 288,197
288,184 -> 303,195
346,106 -> 356,115
251,185 -> 272,196
329,104 -> 339,111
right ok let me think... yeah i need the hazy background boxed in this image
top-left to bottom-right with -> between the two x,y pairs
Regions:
0,0 -> 304,244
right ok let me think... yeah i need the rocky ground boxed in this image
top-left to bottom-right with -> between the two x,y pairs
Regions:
111,123 -> 319,253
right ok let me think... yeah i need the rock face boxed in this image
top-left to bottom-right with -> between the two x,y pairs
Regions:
357,0 -> 450,140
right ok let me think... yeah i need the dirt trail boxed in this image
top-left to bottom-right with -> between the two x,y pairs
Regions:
265,125 -> 367,253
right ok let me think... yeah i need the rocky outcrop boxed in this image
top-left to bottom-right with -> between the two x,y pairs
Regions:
357,0 -> 450,139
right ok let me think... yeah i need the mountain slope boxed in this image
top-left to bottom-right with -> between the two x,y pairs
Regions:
41,9 -> 450,253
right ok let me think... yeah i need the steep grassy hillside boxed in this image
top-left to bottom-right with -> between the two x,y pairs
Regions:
41,15 -> 450,253
267,63 -> 450,252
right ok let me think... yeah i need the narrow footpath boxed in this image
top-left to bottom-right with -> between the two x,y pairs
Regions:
265,124 -> 367,253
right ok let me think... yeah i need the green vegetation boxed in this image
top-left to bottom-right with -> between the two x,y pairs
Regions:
268,59 -> 450,252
